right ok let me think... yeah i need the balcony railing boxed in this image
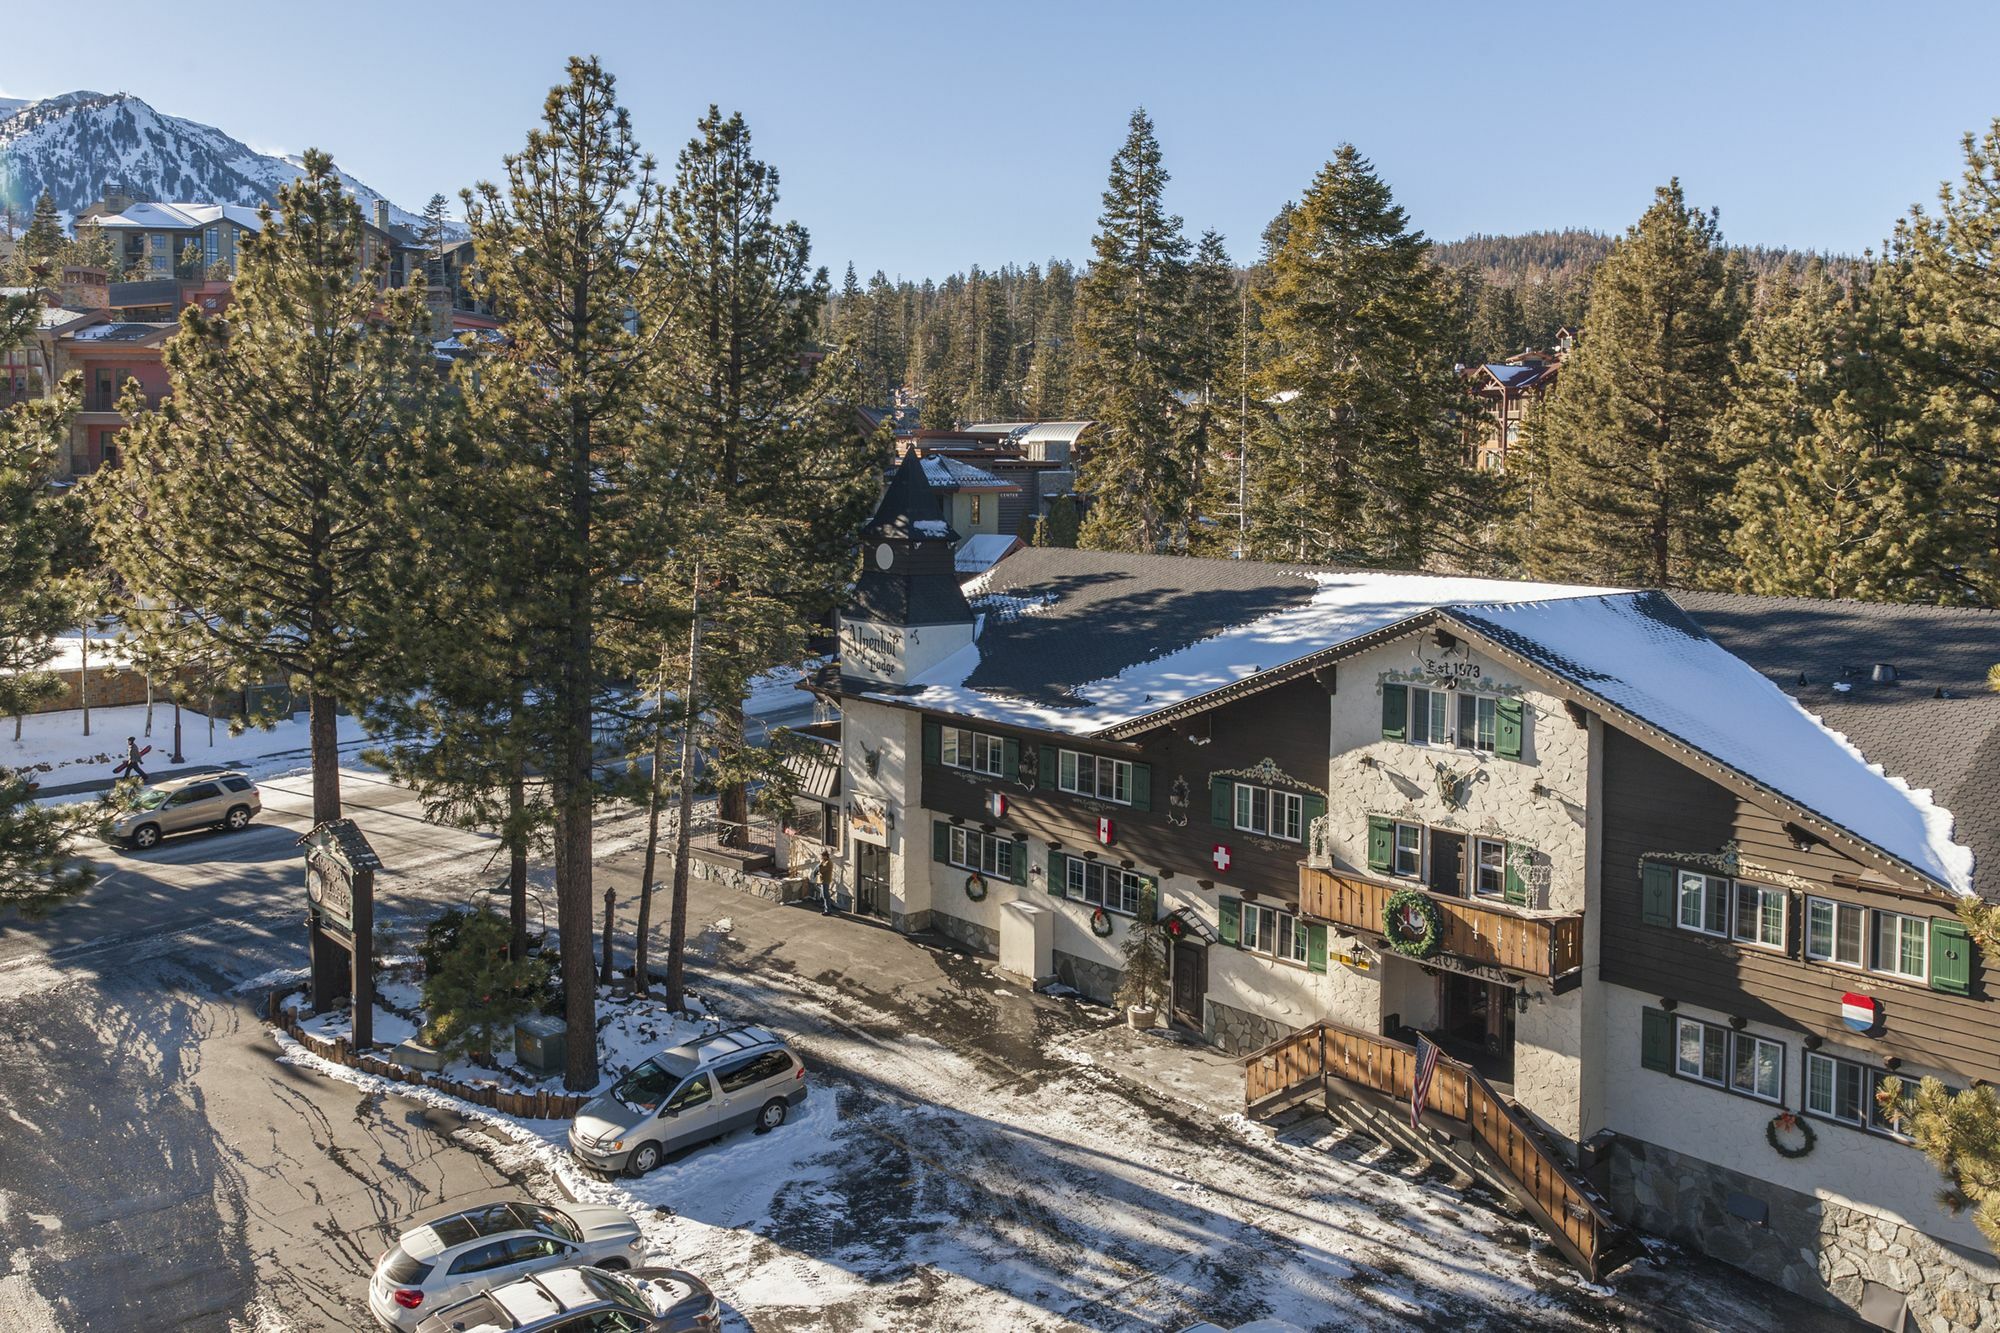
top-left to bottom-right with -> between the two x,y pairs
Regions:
1298,865 -> 1583,982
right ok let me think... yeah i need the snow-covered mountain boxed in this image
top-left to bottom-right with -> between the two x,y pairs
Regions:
0,90 -> 448,234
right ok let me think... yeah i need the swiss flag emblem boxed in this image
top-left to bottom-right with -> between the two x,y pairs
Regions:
1097,816 -> 1115,846
1212,844 -> 1232,872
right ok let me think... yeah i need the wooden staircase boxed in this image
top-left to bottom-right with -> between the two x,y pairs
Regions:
1244,1021 -> 1638,1281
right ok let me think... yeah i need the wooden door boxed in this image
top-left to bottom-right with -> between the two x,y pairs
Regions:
855,843 -> 891,918
1171,941 -> 1207,1029
1429,830 -> 1465,897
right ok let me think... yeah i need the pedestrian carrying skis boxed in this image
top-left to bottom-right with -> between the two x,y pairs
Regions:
816,849 -> 837,916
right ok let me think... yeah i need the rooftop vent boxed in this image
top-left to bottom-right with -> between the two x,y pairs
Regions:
1870,663 -> 1897,684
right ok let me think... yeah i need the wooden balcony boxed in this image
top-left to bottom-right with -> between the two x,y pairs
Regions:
1299,866 -> 1583,984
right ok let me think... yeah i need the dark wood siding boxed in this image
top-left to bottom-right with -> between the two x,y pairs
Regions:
1599,727 -> 1996,1080
919,678 -> 1331,903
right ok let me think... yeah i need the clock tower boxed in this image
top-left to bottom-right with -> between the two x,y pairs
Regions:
841,451 -> 976,687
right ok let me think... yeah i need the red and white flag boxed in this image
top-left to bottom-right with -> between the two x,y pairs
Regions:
1212,844 -> 1232,872
1411,1033 -> 1440,1131
986,792 -> 1007,819
1096,816 -> 1115,846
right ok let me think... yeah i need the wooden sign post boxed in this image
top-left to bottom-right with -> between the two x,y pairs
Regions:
303,820 -> 381,1049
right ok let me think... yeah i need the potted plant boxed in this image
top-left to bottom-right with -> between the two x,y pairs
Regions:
1116,916 -> 1169,1029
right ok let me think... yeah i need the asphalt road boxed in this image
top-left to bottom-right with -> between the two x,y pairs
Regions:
0,770 -> 569,1332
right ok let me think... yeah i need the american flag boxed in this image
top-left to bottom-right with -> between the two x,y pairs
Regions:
1411,1033 -> 1440,1131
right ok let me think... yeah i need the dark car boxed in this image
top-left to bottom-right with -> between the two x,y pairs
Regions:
413,1264 -> 719,1333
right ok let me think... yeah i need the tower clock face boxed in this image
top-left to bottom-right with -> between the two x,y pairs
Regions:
874,542 -> 895,571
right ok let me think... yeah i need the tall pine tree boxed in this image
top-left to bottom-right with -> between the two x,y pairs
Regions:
1074,109 -> 1192,551
1247,146 -> 1479,568
1520,180 -> 1746,586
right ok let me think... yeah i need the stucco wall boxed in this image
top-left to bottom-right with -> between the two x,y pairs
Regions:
1514,985 -> 1586,1142
842,699 -> 927,922
1600,981 -> 1984,1254
1324,640 -> 1590,912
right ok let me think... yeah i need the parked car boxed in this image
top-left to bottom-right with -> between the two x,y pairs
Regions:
569,1026 -> 807,1176
100,771 -> 260,849
414,1264 -> 719,1333
368,1200 -> 647,1331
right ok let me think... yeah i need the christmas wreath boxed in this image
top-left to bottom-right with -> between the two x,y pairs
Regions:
1091,906 -> 1115,937
1765,1110 -> 1816,1159
1381,888 -> 1443,959
964,872 -> 988,902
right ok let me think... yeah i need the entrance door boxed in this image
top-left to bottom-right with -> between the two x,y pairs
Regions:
1170,941 -> 1207,1029
1437,972 -> 1516,1079
1428,830 -> 1465,897
855,842 -> 891,919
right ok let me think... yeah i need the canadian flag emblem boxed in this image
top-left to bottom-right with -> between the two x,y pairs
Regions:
1212,844 -> 1232,872
1097,816 -> 1115,846
986,792 -> 1007,819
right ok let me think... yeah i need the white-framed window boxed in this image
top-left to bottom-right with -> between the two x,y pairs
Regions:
1064,858 -> 1142,915
1406,686 -> 1501,752
1232,783 -> 1303,842
1730,1032 -> 1784,1102
1473,838 -> 1507,898
1804,1052 -> 1925,1140
1457,693 -> 1498,752
947,826 -> 1013,879
939,727 -> 1006,777
1806,896 -> 1865,968
1872,910 -> 1928,982
1058,749 -> 1131,804
1392,822 -> 1424,879
1733,882 -> 1787,951
1677,871 -> 1728,937
1241,902 -> 1310,964
969,493 -> 983,524
1409,687 -> 1452,746
1675,1016 -> 1728,1086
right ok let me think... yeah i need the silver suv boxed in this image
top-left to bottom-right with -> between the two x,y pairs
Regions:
102,771 -> 260,849
569,1027 -> 807,1176
414,1265 -> 718,1333
368,1199 -> 646,1330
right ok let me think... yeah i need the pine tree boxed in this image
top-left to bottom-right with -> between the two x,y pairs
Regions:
418,192 -> 452,284
20,193 -> 63,272
0,298 -> 91,915
1520,180 -> 1746,586
1074,109 -> 1193,552
1247,146 -> 1481,568
1722,262 -> 1940,599
420,906 -> 549,1059
1878,1074 -> 2000,1252
652,106 -> 882,1007
459,58 -> 674,1086
1881,120 -> 2000,604
1182,230 -> 1241,551
94,149 -> 447,829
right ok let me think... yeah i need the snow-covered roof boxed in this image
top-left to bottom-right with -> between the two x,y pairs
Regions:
920,456 -> 1015,492
863,549 -> 1974,896
1450,592 -> 1972,896
98,202 -> 264,232
954,533 -> 1022,576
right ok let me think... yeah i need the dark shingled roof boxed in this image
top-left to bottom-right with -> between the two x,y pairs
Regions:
862,452 -> 955,542
960,548 -> 1325,709
1676,589 -> 2000,896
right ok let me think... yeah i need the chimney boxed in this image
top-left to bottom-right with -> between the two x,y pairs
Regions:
373,198 -> 390,230
1870,663 -> 1897,684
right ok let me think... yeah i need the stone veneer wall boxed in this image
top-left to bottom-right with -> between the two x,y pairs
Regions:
1206,997 -> 1293,1056
930,910 -> 999,956
1052,947 -> 1121,1004
890,908 -> 932,935
1607,1135 -> 2000,1332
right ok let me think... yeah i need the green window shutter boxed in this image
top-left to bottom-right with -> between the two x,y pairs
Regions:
1046,851 -> 1066,896
1503,852 -> 1528,907
1380,683 -> 1407,741
923,720 -> 941,765
1130,762 -> 1152,812
932,820 -> 951,863
1301,794 -> 1327,840
1931,919 -> 1972,996
1640,861 -> 1674,927
1009,840 -> 1028,886
1210,776 -> 1233,827
1218,895 -> 1241,947
1307,923 -> 1328,974
1366,816 -> 1393,872
1002,737 -> 1020,782
1038,744 -> 1058,790
1640,1007 -> 1673,1072
1495,697 -> 1524,760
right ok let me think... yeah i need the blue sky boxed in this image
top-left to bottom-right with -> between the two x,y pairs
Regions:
3,1 -> 1992,277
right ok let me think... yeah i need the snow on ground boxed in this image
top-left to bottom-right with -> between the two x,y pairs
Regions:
744,660 -> 826,716
277,965 -> 1631,1333
1,703 -> 369,784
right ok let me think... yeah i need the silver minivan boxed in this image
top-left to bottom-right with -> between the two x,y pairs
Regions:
568,1027 -> 807,1176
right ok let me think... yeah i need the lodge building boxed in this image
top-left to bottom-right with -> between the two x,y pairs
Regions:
824,453 -> 2000,1330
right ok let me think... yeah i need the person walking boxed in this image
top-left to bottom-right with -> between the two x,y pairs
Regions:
123,736 -> 148,782
815,849 -> 838,916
